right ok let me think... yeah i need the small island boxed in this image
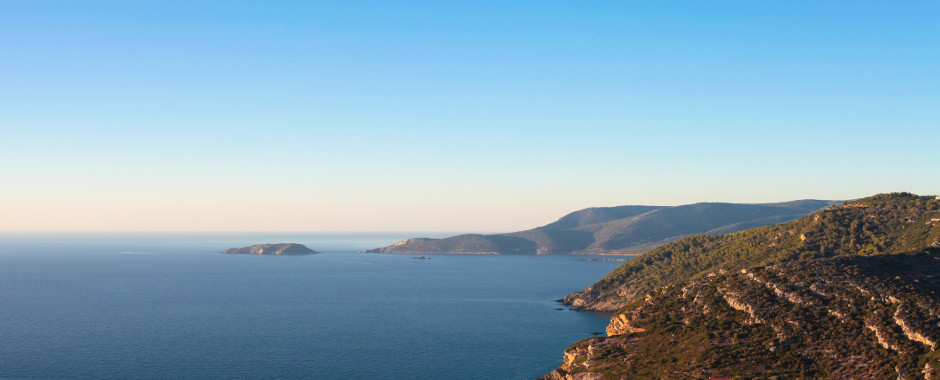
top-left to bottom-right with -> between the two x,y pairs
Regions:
221,243 -> 318,255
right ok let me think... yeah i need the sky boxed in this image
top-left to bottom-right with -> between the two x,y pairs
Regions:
1,1 -> 938,232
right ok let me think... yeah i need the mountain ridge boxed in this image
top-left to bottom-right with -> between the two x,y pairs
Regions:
365,200 -> 836,255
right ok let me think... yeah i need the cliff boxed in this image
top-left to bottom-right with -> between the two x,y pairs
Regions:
221,243 -> 318,255
365,200 -> 834,255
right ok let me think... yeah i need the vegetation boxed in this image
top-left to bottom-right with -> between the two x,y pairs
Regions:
543,193 -> 940,379
545,248 -> 940,379
564,193 -> 940,312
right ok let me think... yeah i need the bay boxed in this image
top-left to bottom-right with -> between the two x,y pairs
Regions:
0,232 -> 625,379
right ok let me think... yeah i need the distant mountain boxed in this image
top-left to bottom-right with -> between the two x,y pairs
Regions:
222,243 -> 318,255
364,200 -> 836,255
541,193 -> 940,379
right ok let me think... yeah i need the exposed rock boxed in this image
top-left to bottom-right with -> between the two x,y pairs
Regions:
894,304 -> 939,350
221,243 -> 318,255
718,287 -> 763,325
539,369 -> 607,380
606,314 -> 645,336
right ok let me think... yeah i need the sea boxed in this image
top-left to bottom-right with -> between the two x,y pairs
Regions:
0,232 -> 627,379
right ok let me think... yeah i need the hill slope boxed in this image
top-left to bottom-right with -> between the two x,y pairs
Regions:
542,193 -> 940,379
564,193 -> 940,312
543,249 -> 940,379
365,200 -> 834,255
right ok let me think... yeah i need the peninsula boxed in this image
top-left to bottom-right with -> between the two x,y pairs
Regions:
541,193 -> 940,379
366,200 -> 836,255
221,243 -> 318,255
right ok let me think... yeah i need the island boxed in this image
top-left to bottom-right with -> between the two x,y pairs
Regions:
221,243 -> 318,255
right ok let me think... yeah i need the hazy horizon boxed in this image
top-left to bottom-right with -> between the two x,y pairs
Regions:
0,194 -> 910,232
2,2 -> 937,232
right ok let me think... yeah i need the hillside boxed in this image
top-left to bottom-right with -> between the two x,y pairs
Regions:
543,249 -> 940,379
364,200 -> 834,255
541,193 -> 940,379
564,193 -> 940,312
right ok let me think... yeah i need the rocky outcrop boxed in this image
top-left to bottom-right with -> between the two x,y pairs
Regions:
605,314 -> 646,336
538,337 -> 633,380
562,288 -> 631,313
540,369 -> 607,380
221,243 -> 318,255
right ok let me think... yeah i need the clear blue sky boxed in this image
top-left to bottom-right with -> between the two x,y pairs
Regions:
1,1 -> 937,231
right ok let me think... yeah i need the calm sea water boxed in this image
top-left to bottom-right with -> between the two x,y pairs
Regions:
0,232 -> 626,379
